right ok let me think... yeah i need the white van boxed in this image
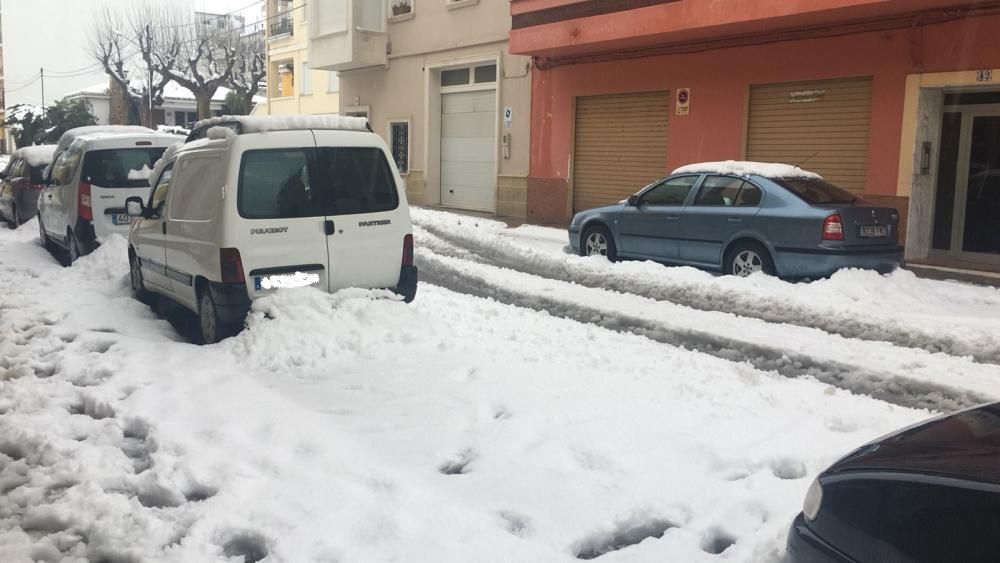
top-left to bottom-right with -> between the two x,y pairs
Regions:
125,116 -> 417,344
38,131 -> 183,265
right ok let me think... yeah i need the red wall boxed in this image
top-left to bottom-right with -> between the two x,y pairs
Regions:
527,14 -> 1000,222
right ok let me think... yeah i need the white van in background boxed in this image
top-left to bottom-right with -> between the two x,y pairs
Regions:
126,115 -> 417,344
38,131 -> 183,265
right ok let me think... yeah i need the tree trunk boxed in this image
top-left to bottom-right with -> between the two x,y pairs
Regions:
139,103 -> 153,129
197,95 -> 212,120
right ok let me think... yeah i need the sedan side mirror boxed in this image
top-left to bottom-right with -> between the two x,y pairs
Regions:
125,196 -> 146,218
627,195 -> 640,206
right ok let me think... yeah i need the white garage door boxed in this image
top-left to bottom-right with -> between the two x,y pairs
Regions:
441,89 -> 496,211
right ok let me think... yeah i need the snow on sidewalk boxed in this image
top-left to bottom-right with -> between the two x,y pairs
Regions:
0,222 -> 926,562
411,207 -> 1000,363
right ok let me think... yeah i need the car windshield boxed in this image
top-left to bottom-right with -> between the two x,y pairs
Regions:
238,147 -> 399,219
771,177 -> 857,204
81,148 -> 167,188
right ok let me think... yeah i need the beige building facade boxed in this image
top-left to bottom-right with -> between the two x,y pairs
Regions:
308,0 -> 531,218
260,0 -> 340,117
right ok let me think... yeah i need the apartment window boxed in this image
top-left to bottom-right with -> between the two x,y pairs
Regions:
358,0 -> 385,31
389,0 -> 413,20
388,120 -> 410,174
300,62 -> 312,95
327,72 -> 340,93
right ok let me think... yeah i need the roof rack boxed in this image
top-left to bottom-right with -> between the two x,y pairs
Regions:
185,115 -> 373,143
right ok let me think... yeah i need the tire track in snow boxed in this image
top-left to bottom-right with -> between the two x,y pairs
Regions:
414,220 -> 1000,366
416,248 -> 990,412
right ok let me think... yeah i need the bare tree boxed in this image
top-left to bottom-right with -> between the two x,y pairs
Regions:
230,30 -> 267,113
90,6 -> 173,128
154,17 -> 240,121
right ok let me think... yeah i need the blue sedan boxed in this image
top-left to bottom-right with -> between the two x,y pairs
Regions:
568,162 -> 903,278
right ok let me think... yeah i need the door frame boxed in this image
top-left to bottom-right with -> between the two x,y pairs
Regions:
932,103 -> 1000,265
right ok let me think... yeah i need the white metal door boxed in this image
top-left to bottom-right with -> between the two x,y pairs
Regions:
440,89 -> 496,211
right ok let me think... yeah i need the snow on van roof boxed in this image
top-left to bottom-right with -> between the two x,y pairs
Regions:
672,161 -> 822,179
12,145 -> 57,167
193,115 -> 370,134
52,126 -> 156,155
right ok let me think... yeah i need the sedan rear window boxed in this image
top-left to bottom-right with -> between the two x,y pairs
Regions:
772,177 -> 857,204
238,147 -> 399,219
81,148 -> 167,188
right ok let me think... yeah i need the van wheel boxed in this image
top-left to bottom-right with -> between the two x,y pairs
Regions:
61,229 -> 80,267
129,252 -> 153,305
12,206 -> 21,228
38,215 -> 49,248
197,285 -> 235,345
724,241 -> 775,277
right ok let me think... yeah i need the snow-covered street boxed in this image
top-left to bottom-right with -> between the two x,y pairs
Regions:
1,210 -> 998,562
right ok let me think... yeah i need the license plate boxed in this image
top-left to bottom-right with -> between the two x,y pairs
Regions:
859,225 -> 889,238
112,214 -> 134,226
254,272 -> 321,290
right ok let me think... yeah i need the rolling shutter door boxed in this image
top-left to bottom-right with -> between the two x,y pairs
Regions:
573,91 -> 669,212
746,77 -> 873,193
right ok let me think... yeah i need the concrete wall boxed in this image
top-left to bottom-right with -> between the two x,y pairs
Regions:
523,14 -> 1000,223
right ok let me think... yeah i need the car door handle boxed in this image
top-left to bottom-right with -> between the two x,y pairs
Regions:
324,220 -> 335,236
665,216 -> 680,221
727,218 -> 743,223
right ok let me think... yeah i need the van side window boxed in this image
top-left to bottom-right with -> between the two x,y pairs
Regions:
168,157 -> 223,221
148,164 -> 174,218
51,146 -> 83,186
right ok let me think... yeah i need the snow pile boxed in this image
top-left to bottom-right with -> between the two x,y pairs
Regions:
193,115 -> 370,134
127,165 -> 152,181
672,161 -> 822,179
156,125 -> 190,136
206,126 -> 236,140
12,145 -> 57,168
0,215 -> 932,562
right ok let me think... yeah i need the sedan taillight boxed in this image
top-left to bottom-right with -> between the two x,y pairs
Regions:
822,214 -> 844,241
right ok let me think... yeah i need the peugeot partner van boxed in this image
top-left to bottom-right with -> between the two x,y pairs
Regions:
38,131 -> 183,265
125,115 -> 417,344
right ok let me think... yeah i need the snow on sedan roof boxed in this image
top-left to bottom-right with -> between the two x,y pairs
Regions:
12,145 -> 57,167
672,160 -> 822,179
193,115 -> 370,134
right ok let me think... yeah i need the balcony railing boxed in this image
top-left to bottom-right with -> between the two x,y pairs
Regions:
269,17 -> 293,37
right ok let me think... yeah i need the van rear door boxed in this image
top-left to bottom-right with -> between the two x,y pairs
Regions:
310,131 -> 410,292
234,131 -> 332,299
82,144 -> 167,239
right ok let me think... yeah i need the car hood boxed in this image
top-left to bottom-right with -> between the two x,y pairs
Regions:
826,402 -> 1000,484
574,204 -> 625,221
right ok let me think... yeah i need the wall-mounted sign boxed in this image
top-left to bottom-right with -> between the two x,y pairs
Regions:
676,88 -> 690,115
503,106 -> 513,128
789,90 -> 826,103
977,69 -> 993,82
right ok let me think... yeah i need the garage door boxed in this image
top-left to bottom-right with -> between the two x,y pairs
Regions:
441,89 -> 497,211
573,91 -> 669,212
746,77 -> 873,193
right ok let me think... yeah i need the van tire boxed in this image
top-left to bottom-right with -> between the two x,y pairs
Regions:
197,285 -> 236,345
61,229 -> 80,267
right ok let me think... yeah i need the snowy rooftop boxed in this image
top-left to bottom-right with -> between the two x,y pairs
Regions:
12,145 -> 57,167
64,81 -> 236,103
672,161 -> 822,179
192,115 -> 370,134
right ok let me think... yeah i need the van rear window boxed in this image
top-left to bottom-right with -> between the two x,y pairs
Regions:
238,147 -> 399,219
82,148 -> 167,188
28,165 -> 46,184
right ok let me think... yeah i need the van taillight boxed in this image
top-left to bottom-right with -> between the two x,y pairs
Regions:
822,214 -> 844,241
220,248 -> 246,283
78,182 -> 93,221
402,234 -> 414,267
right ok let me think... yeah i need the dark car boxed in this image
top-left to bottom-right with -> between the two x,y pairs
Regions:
787,403 -> 1000,563
568,161 -> 903,278
0,145 -> 57,227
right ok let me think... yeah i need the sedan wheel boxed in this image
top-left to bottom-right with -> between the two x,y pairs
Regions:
726,242 -> 775,277
732,250 -> 763,276
585,232 -> 608,256
581,225 -> 618,261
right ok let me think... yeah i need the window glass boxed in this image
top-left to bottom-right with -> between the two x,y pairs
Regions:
52,146 -> 83,186
441,68 -> 470,87
736,184 -> 763,207
9,160 -> 24,179
28,165 -> 47,184
148,164 -> 174,218
327,71 -> 340,93
389,121 -> 409,173
695,176 -> 744,206
772,178 -> 856,204
640,175 -> 698,205
357,0 -> 384,31
82,148 -> 167,188
238,147 -> 399,219
474,64 -> 497,83
168,157 -> 223,221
